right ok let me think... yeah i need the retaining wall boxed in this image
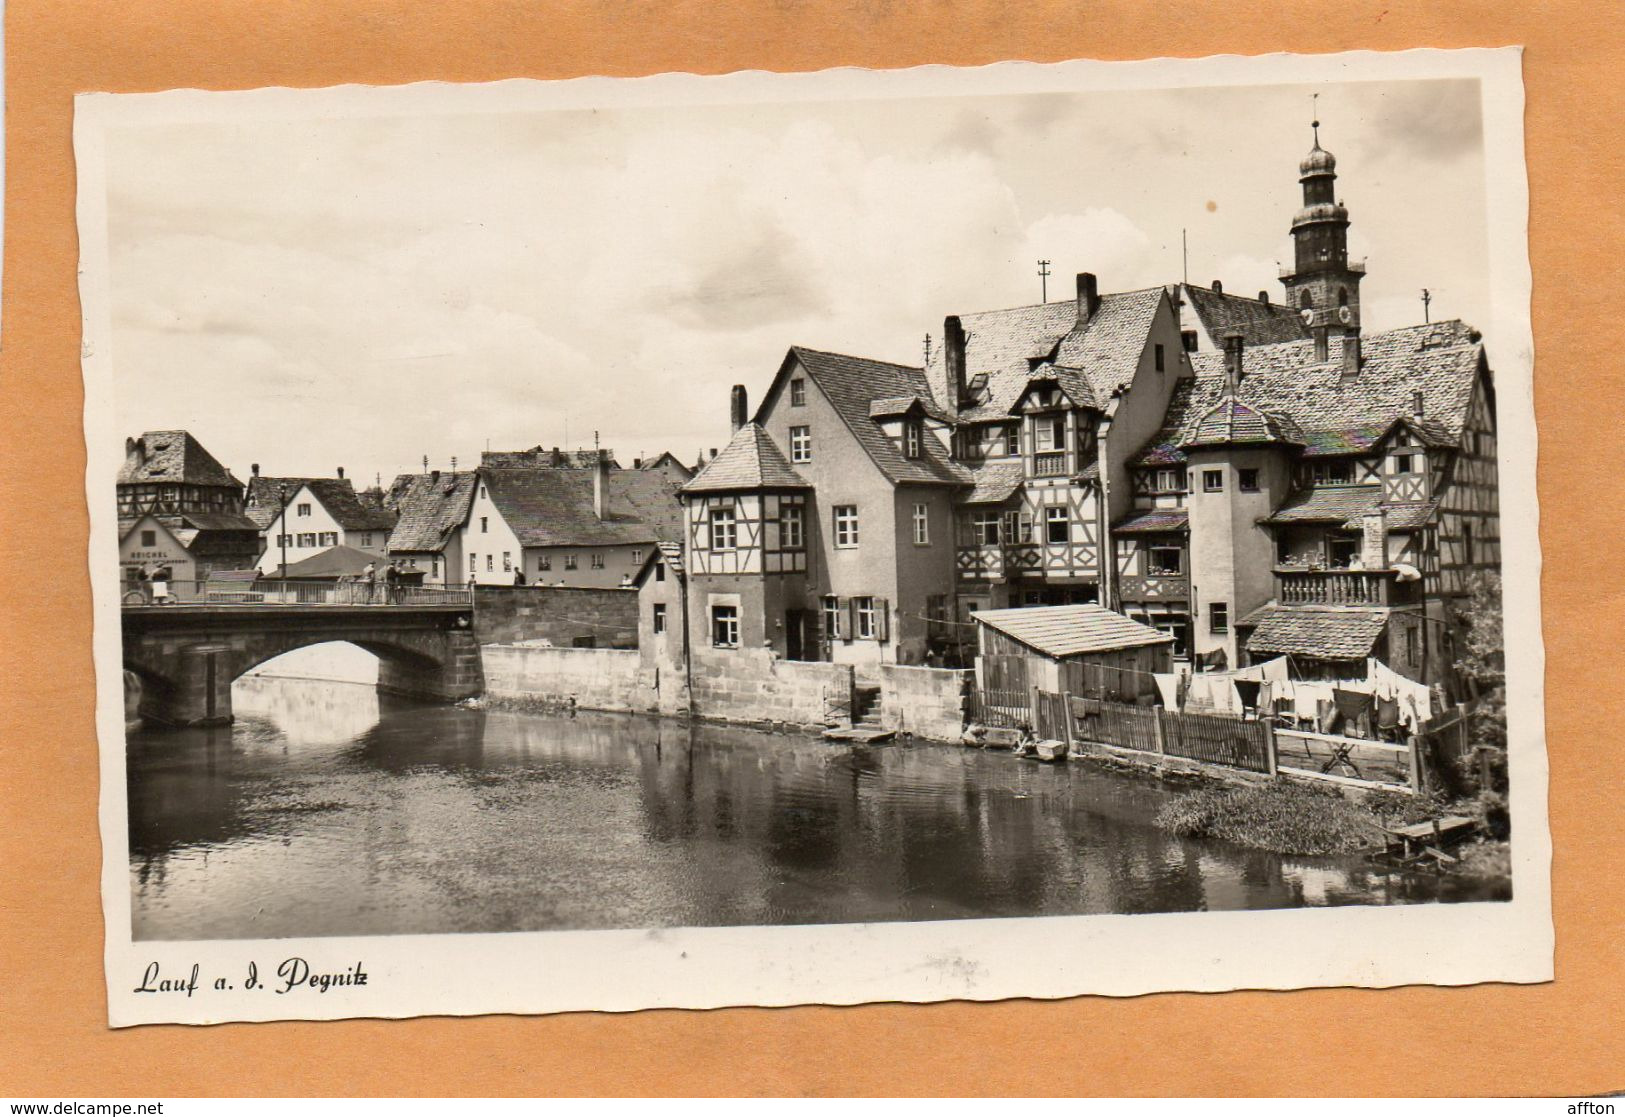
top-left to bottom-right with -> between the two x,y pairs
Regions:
481,644 -> 644,712
472,584 -> 638,648
689,648 -> 852,730
879,665 -> 971,741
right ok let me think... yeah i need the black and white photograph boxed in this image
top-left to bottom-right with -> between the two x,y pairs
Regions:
78,49 -> 1550,1026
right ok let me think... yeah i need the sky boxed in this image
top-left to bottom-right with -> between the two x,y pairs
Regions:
103,75 -> 1488,490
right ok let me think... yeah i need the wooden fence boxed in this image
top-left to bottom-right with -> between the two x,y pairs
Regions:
1063,696 -> 1275,775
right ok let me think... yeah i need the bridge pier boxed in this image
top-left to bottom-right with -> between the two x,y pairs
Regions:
375,630 -> 484,703
145,643 -> 236,727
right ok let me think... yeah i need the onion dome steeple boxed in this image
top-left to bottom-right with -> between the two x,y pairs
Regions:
1280,107 -> 1364,343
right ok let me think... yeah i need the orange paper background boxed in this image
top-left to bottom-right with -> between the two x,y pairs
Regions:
1,0 -> 1619,1098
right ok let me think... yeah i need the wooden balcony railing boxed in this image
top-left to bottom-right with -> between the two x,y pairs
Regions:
1275,568 -> 1396,607
1031,450 -> 1068,477
1118,573 -> 1190,601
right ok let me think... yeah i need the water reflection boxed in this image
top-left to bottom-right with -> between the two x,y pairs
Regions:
128,677 -> 1502,941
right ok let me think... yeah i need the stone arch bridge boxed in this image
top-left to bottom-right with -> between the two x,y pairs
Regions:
123,599 -> 482,726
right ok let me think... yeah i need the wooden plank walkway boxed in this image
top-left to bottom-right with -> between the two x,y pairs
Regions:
822,726 -> 896,743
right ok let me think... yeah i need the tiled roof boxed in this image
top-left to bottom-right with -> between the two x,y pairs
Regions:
1242,605 -> 1389,660
1008,366 -> 1099,413
1265,485 -> 1382,524
1180,284 -> 1310,348
282,544 -> 380,579
482,447 -> 620,470
1113,508 -> 1189,534
1132,320 -> 1486,466
681,424 -> 810,493
175,511 -> 261,532
633,539 -> 687,586
868,395 -> 956,423
925,299 -> 1079,416
1181,397 -> 1305,449
245,476 -> 324,529
385,470 -> 479,553
118,431 -> 243,489
1053,287 -> 1168,402
1374,501 -> 1439,531
483,466 -> 684,548
781,347 -> 970,487
974,604 -> 1174,658
299,478 -> 397,532
962,461 -> 1025,505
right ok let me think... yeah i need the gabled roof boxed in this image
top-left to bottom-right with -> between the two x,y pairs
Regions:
636,452 -> 695,480
482,447 -> 620,470
282,478 -> 397,532
1179,283 -> 1311,348
1181,397 -> 1305,450
632,539 -> 686,587
385,470 -> 479,553
681,424 -> 810,493
245,475 -> 324,529
962,461 -> 1025,505
481,466 -> 683,548
867,395 -> 954,422
973,604 -> 1173,658
1009,366 -> 1099,413
118,431 -> 243,489
939,289 -> 1167,423
769,347 -> 970,487
1132,320 -> 1487,466
282,544 -> 380,579
1113,508 -> 1189,534
1242,605 -> 1389,660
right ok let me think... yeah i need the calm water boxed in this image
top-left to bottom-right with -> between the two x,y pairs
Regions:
128,676 -> 1498,940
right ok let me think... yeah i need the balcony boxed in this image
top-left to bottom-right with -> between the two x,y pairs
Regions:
1275,568 -> 1415,607
1031,450 -> 1068,477
1118,573 -> 1190,602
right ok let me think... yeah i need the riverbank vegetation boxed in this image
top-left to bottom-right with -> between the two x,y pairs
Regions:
1154,780 -> 1452,856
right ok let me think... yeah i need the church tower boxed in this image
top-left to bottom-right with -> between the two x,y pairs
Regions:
1280,116 -> 1364,354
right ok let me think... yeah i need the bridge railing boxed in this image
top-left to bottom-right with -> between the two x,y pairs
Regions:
123,579 -> 474,607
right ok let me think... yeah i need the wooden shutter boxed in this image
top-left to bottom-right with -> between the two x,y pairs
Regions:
875,597 -> 890,642
840,597 -> 854,642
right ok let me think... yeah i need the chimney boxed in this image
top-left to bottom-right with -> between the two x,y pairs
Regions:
944,316 -> 968,405
709,448 -> 719,461
1360,510 -> 1390,570
1340,326 -> 1363,379
431,469 -> 441,482
251,463 -> 260,477
1258,290 -> 1270,305
1075,273 -> 1101,321
633,457 -> 643,469
1412,389 -> 1425,419
1211,279 -> 1223,294
730,384 -> 749,434
1313,326 -> 1330,363
336,465 -> 345,480
593,455 -> 609,520
1221,330 -> 1244,393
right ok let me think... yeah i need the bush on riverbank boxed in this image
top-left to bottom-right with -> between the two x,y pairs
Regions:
1155,780 -> 1390,856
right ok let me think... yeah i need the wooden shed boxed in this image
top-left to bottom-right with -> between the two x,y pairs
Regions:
973,604 -> 1174,704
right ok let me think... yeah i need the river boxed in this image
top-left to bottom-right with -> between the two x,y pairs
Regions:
127,674 -> 1500,941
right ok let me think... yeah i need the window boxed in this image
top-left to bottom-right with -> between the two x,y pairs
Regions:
469,554 -> 477,573
1328,538 -> 1359,567
711,604 -> 740,648
1154,343 -> 1166,372
140,530 -> 156,547
912,503 -> 930,545
653,604 -> 667,634
591,554 -> 604,569
854,596 -> 877,639
780,503 -> 804,550
1311,461 -> 1355,485
1209,602 -> 1229,633
297,533 -> 316,547
833,505 -> 859,548
823,596 -> 843,642
904,420 -> 922,460
1238,468 -> 1260,493
1182,329 -> 1199,352
480,485 -> 487,500
789,426 -> 811,463
631,550 -> 643,565
321,532 -> 339,547
432,559 -> 440,578
537,554 -> 551,571
1147,546 -> 1182,575
1394,454 -> 1414,474
790,378 -> 806,406
972,512 -> 1001,546
297,503 -> 311,517
1203,469 -> 1224,493
1153,468 -> 1182,493
564,554 -> 578,570
486,554 -> 494,572
1034,415 -> 1066,452
653,560 -> 664,582
502,552 -> 512,572
1045,506 -> 1069,544
708,507 -> 737,551
363,533 -> 374,548
1001,422 -> 1020,456
480,516 -> 488,533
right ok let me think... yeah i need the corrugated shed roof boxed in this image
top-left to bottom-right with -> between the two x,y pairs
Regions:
1113,508 -> 1190,534
385,470 -> 479,553
962,461 -> 1025,505
1180,284 -> 1311,348
1131,320 -> 1486,465
784,347 -> 970,486
118,431 -> 243,488
974,604 -> 1173,658
1242,605 -> 1389,659
483,466 -> 684,547
680,424 -> 810,493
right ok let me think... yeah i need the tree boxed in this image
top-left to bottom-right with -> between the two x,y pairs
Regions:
1453,570 -> 1508,823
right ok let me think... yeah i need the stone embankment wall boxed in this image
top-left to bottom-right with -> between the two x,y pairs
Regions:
472,585 -> 638,648
689,648 -> 852,731
878,665 -> 971,742
481,645 -> 643,711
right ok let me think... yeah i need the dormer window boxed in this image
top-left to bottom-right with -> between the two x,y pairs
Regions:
903,420 -> 922,460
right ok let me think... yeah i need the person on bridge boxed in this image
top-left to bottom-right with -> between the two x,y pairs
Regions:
513,568 -> 527,586
361,562 -> 376,604
150,564 -> 171,605
380,561 -> 399,604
